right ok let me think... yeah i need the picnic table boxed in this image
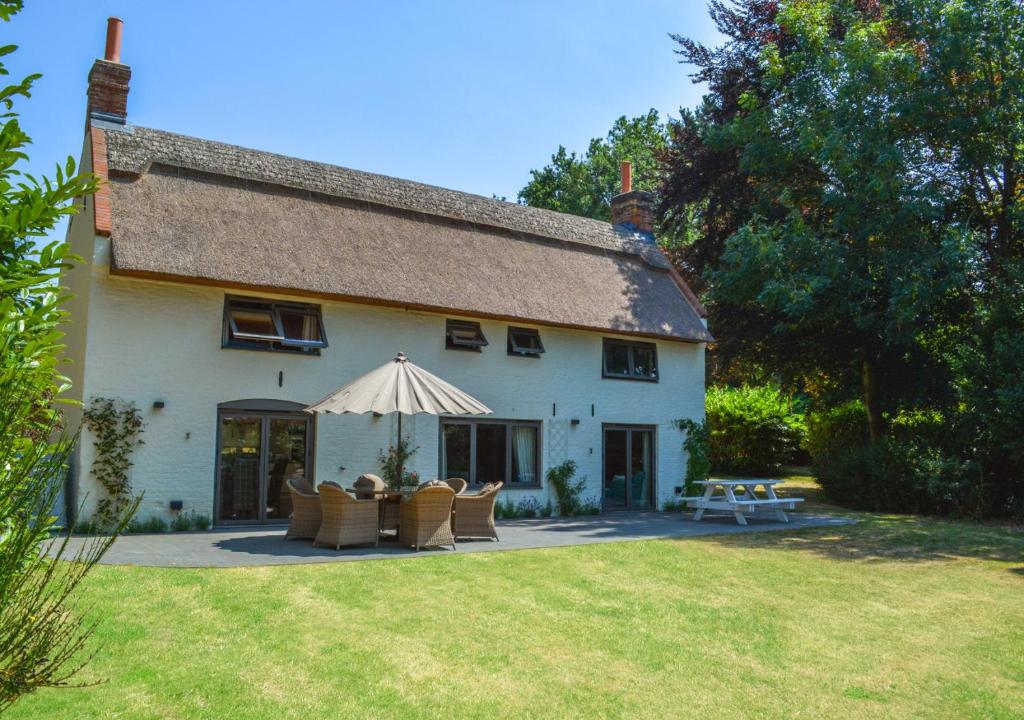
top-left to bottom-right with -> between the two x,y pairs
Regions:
683,479 -> 804,525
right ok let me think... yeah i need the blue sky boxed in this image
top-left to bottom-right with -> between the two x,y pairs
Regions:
11,1 -> 722,242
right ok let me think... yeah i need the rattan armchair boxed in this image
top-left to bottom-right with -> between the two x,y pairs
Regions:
443,477 -> 468,494
452,482 -> 503,542
285,477 -> 322,540
353,473 -> 386,499
314,481 -> 380,549
398,484 -> 456,551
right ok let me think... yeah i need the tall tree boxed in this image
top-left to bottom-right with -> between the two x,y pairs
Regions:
518,109 -> 669,221
0,1 -> 136,709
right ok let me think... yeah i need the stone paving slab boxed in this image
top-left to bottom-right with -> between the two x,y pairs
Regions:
54,511 -> 854,568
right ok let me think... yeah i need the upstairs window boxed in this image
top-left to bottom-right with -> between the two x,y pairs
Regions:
602,338 -> 658,381
507,327 -> 544,357
223,296 -> 327,354
446,319 -> 488,351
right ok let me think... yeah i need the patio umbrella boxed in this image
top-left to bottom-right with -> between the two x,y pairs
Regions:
305,352 -> 492,459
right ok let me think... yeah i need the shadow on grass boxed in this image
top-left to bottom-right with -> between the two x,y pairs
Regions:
695,511 -> 1024,567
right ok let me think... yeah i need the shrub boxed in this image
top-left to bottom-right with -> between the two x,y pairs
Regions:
547,460 -> 589,516
170,513 -> 193,532
676,418 -> 710,496
805,401 -> 869,468
127,516 -> 168,534
816,438 -> 983,517
661,498 -> 687,512
494,496 -> 555,519
193,514 -> 211,531
705,385 -> 805,475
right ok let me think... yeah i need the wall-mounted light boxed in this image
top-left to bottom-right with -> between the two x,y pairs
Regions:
674,486 -> 684,496
169,500 -> 183,511
570,418 -> 580,426
152,400 -> 166,409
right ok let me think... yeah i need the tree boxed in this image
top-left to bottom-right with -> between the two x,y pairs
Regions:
663,0 -> 1024,514
0,1 -> 136,709
517,109 -> 669,221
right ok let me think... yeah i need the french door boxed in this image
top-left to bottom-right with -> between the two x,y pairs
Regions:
602,425 -> 656,510
217,412 -> 313,523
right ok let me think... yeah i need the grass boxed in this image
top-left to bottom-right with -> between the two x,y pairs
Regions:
11,477 -> 1024,720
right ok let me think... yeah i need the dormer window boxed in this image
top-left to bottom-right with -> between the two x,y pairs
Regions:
507,327 -> 544,357
446,319 -> 488,351
223,296 -> 327,354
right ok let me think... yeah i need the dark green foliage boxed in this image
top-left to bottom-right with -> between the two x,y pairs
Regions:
817,439 -> 983,517
676,418 -> 710,496
805,401 -> 869,470
705,386 -> 805,475
170,513 -> 192,532
193,514 -> 211,531
661,498 -> 688,512
518,110 -> 669,221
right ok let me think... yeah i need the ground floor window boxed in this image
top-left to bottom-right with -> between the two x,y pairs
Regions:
440,419 -> 541,487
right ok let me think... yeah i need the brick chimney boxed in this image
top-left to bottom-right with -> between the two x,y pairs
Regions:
610,161 -> 655,236
87,18 -> 130,124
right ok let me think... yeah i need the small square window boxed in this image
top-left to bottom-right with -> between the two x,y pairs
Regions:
507,327 -> 545,357
446,320 -> 488,351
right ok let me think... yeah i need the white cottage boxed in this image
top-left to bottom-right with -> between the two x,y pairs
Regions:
62,22 -> 711,526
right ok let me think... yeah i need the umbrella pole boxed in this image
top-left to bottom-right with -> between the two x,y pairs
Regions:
397,413 -> 402,448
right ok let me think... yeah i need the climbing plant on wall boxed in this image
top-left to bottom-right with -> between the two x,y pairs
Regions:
82,397 -> 145,527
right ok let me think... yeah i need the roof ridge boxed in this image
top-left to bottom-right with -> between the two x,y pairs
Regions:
100,123 -> 672,270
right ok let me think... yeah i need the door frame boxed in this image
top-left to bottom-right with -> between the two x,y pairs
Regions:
214,400 -> 316,525
601,423 -> 658,511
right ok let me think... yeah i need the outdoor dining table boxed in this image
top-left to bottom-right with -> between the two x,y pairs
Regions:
684,479 -> 803,525
345,488 -> 414,536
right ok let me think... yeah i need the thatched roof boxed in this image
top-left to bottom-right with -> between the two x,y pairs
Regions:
96,123 -> 712,343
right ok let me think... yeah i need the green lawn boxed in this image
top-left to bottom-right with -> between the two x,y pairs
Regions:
11,480 -> 1024,720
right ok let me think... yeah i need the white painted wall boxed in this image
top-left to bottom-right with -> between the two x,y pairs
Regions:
68,234 -> 706,523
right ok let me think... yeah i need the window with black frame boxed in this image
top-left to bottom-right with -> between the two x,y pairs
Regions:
445,319 -> 488,351
440,419 -> 540,486
602,338 -> 658,381
222,296 -> 327,354
507,326 -> 545,357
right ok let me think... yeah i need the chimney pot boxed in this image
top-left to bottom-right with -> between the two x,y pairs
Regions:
104,17 -> 123,63
620,161 -> 632,193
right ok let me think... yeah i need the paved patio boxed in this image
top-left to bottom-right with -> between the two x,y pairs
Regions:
60,511 -> 853,568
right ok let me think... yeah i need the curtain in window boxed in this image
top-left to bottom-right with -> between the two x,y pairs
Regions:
512,427 -> 536,484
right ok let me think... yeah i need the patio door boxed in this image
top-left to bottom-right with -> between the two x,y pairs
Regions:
602,425 -> 655,511
217,408 -> 313,523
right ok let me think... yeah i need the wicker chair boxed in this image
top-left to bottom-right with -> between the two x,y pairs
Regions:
398,484 -> 456,551
314,481 -> 380,549
285,477 -> 321,540
353,473 -> 386,499
443,477 -> 468,495
452,482 -> 503,542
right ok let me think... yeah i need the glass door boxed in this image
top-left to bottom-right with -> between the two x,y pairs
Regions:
602,426 -> 655,510
218,416 -> 262,521
217,413 -> 312,523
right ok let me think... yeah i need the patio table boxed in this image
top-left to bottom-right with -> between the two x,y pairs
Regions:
345,488 -> 414,537
684,479 -> 803,525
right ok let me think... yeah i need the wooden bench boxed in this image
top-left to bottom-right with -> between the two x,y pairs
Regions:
685,480 -> 805,525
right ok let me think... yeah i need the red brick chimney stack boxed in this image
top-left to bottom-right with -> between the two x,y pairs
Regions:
610,160 -> 655,236
87,17 -> 130,124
